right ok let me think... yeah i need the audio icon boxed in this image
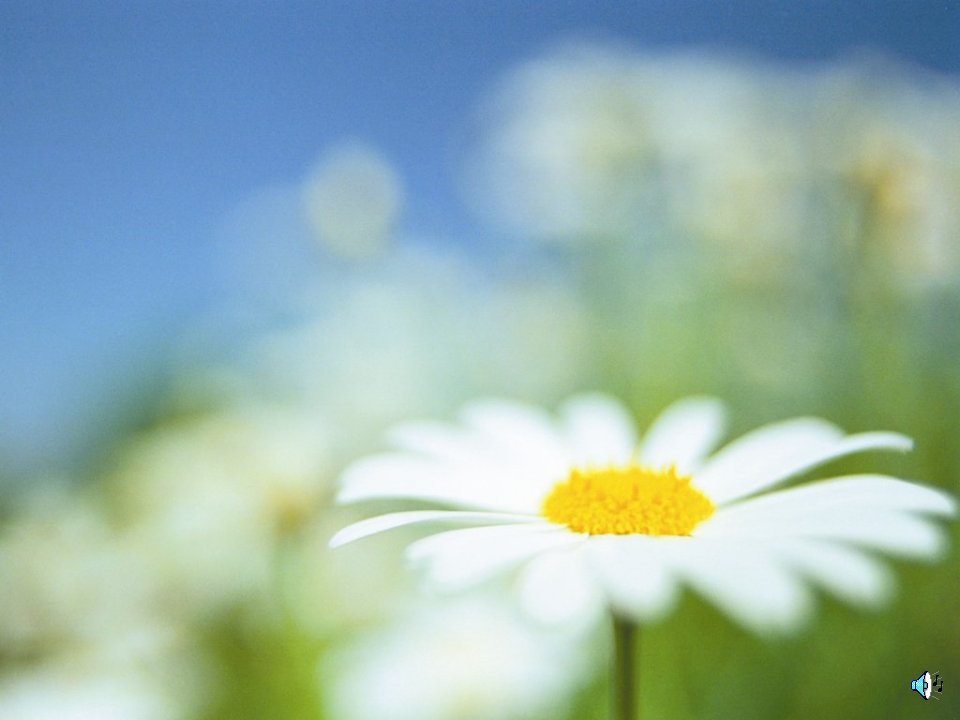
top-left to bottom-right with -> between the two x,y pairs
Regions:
911,671 -> 943,700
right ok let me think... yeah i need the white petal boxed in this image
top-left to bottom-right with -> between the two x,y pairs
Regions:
456,399 -> 571,504
560,393 -> 638,466
337,453 -> 538,513
701,475 -> 956,524
458,399 -> 567,465
386,421 -> 488,464
638,396 -> 727,474
700,507 -> 947,559
336,453 -> 452,503
517,545 -> 605,627
406,524 -> 582,591
666,539 -> 813,634
693,417 -> 843,501
806,513 -> 947,558
587,535 -> 678,622
328,510 -> 541,548
772,540 -> 894,607
694,416 -> 912,504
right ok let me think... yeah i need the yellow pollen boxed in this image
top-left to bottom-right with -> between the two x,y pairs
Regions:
541,464 -> 714,536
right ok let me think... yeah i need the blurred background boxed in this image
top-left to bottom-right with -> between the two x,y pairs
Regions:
1,2 -> 958,718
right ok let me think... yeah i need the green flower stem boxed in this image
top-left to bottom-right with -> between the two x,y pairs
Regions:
613,613 -> 638,720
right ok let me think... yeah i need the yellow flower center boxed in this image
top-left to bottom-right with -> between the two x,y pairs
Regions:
541,464 -> 714,536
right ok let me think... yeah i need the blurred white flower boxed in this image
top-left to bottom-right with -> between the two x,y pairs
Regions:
470,47 -> 815,255
242,244 -> 593,460
332,394 -> 955,634
469,46 -> 960,296
0,485 -> 210,720
469,46 -> 657,241
0,485 -> 167,658
321,595 -> 590,720
254,251 -> 474,441
107,404 -> 334,615
0,666 -> 183,720
815,62 -> 960,288
301,142 -> 403,259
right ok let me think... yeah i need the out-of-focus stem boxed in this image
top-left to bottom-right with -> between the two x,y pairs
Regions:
613,613 -> 638,720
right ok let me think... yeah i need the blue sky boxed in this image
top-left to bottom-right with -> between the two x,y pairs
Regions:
1,0 -> 958,478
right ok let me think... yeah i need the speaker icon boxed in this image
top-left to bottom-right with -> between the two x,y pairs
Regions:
912,671 -> 932,700
912,671 -> 944,699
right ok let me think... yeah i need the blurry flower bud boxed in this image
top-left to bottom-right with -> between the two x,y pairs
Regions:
302,143 -> 403,259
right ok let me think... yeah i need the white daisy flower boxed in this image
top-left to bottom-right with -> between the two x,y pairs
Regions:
330,394 -> 955,634
321,594 -> 590,720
